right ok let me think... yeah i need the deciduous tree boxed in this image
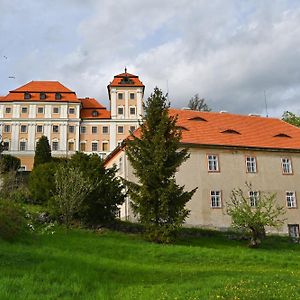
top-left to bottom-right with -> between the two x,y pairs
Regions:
188,94 -> 211,111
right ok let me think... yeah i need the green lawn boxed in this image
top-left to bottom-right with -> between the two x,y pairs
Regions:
0,228 -> 299,300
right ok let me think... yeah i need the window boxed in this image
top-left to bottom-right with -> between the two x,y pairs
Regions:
52,125 -> 59,133
92,142 -> 98,152
37,107 -> 44,114
246,156 -> 257,173
69,126 -> 75,133
52,141 -> 59,151
286,191 -> 297,208
3,141 -> 9,150
130,126 -> 136,133
80,142 -> 86,152
68,141 -> 74,151
117,126 -> 124,134
207,154 -> 219,172
40,92 -> 46,100
55,93 -> 62,100
210,190 -> 221,208
80,126 -> 86,134
36,125 -> 43,133
21,107 -> 28,114
92,110 -> 99,117
19,141 -> 26,151
69,107 -> 75,114
20,125 -> 27,133
118,93 -> 123,100
249,191 -> 259,207
281,158 -> 293,174
24,92 -> 31,99
102,126 -> 109,134
53,107 -> 59,114
5,107 -> 11,114
130,93 -> 135,100
102,142 -> 109,152
92,126 -> 97,134
288,224 -> 300,241
118,107 -> 124,115
4,125 -> 10,133
130,107 -> 136,115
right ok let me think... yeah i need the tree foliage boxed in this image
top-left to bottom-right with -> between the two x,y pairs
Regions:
33,136 -> 52,168
282,111 -> 300,127
0,154 -> 21,173
227,185 -> 286,247
126,87 -> 197,243
188,94 -> 211,111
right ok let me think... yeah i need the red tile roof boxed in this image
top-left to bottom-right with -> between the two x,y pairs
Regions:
80,97 -> 105,109
108,72 -> 144,88
80,97 -> 111,119
11,81 -> 74,93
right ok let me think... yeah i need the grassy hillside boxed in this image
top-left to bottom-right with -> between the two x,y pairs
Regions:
0,228 -> 299,300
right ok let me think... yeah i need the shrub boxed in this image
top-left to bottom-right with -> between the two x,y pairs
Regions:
0,199 -> 27,241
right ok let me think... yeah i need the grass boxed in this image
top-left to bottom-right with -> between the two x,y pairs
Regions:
0,228 -> 300,300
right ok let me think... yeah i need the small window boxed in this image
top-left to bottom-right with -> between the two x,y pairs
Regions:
117,126 -> 124,134
130,126 -> 136,133
188,116 -> 208,122
130,107 -> 136,115
118,107 -> 124,115
207,154 -> 219,172
102,126 -> 109,134
80,126 -> 86,134
52,141 -> 59,151
68,141 -> 74,151
20,125 -> 27,133
80,142 -> 86,152
118,93 -> 123,100
53,107 -> 59,114
221,129 -> 240,135
92,110 -> 99,117
4,125 -> 11,133
55,93 -> 62,100
210,190 -> 221,208
102,142 -> 109,152
36,125 -> 43,133
69,126 -> 75,133
21,107 -> 28,114
286,191 -> 297,208
130,93 -> 135,100
5,107 -> 11,114
69,107 -> 75,114
52,125 -> 59,133
274,133 -> 291,138
37,107 -> 44,114
288,224 -> 300,242
3,141 -> 9,150
246,156 -> 257,173
249,191 -> 259,207
40,92 -> 46,100
92,126 -> 97,134
24,92 -> 31,99
19,141 -> 26,151
281,158 -> 293,174
92,142 -> 98,152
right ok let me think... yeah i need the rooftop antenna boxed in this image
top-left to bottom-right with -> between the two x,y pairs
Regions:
124,66 -> 127,74
264,90 -> 269,117
166,79 -> 169,100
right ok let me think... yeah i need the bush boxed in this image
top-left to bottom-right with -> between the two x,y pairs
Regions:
0,154 -> 21,173
0,199 -> 27,241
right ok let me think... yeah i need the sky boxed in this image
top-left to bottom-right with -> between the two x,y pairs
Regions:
1,0 -> 300,117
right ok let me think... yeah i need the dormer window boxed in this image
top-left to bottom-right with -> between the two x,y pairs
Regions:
24,92 -> 31,100
92,110 -> 99,117
188,116 -> 208,122
274,133 -> 292,138
55,93 -> 62,100
40,92 -> 46,100
176,126 -> 189,131
221,129 -> 241,135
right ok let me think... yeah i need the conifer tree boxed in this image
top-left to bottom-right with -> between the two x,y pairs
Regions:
33,136 -> 52,168
126,87 -> 197,243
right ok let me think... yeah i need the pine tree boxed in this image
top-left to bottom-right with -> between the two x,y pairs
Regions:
126,87 -> 197,243
33,136 -> 52,168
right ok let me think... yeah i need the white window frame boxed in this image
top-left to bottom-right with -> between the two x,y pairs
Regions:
249,191 -> 259,207
69,107 -> 75,114
69,125 -> 75,133
80,126 -> 86,134
281,158 -> 293,175
92,126 -> 97,134
53,107 -> 59,114
286,191 -> 297,208
117,126 -> 124,134
210,190 -> 222,208
207,154 -> 219,172
130,93 -> 135,100
129,106 -> 136,115
36,125 -> 43,133
102,126 -> 109,134
52,125 -> 59,133
117,106 -> 124,115
21,107 -> 28,114
20,125 -> 27,133
4,124 -> 11,133
19,140 -> 27,151
37,107 -> 44,114
91,141 -> 98,152
118,93 -> 123,100
246,156 -> 257,173
52,140 -> 59,151
5,107 -> 11,114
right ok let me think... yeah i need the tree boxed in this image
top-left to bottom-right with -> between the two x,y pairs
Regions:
53,164 -> 91,227
188,94 -> 211,111
282,111 -> 300,127
125,87 -> 197,243
69,152 -> 125,225
0,154 -> 21,174
227,184 -> 286,248
33,136 -> 51,168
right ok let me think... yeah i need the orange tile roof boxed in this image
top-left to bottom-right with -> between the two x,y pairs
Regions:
12,81 -> 74,93
80,97 -> 111,119
80,97 -> 105,109
108,72 -> 144,88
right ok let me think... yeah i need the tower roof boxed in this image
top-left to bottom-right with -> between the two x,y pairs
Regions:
108,70 -> 145,88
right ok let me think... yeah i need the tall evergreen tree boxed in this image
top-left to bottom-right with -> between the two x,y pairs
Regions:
126,87 -> 197,243
33,136 -> 52,168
